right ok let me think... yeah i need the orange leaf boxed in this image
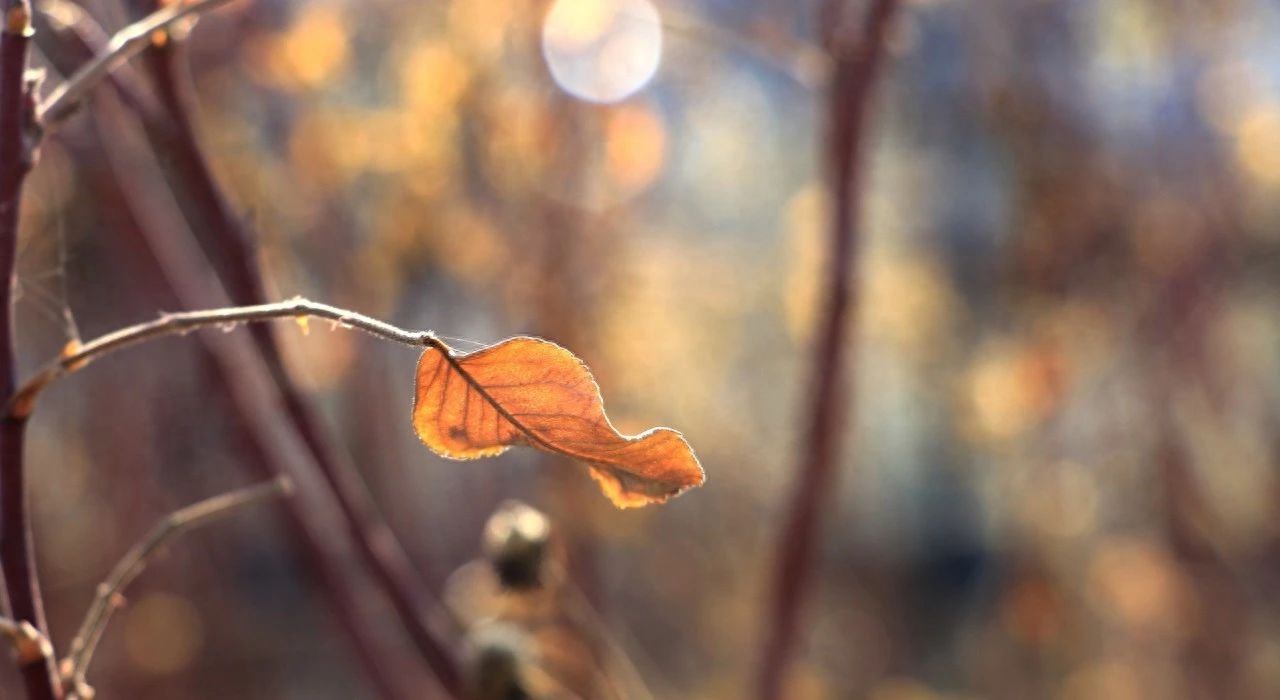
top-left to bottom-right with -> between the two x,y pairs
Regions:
412,337 -> 704,508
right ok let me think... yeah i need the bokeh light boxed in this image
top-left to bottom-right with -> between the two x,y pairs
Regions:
541,0 -> 663,103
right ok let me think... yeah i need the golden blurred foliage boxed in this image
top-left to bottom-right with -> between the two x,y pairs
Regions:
1058,660 -> 1143,700
783,184 -> 827,343
399,42 -> 473,122
123,593 -> 205,676
962,337 -> 1065,444
1086,538 -> 1191,637
246,6 -> 350,90
1235,104 -> 1280,189
447,0 -> 514,59
868,678 -> 942,700
604,103 -> 667,194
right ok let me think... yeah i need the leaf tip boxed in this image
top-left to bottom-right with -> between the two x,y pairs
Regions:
589,427 -> 705,509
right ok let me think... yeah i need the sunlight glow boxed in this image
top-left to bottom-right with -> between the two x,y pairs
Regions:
541,0 -> 663,104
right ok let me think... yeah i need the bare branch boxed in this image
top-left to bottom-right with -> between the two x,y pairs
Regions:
36,0 -> 233,128
60,477 -> 292,697
8,296 -> 446,419
756,1 -> 903,698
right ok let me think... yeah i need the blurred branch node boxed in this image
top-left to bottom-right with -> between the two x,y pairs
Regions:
60,477 -> 292,699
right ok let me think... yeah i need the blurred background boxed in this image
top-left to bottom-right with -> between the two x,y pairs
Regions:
3,0 -> 1280,697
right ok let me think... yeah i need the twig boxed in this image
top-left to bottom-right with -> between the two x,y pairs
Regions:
756,1 -> 901,699
60,477 -> 291,698
8,296 -> 444,419
32,0 -> 164,125
658,6 -> 827,89
35,0 -> 232,127
0,1 -> 62,698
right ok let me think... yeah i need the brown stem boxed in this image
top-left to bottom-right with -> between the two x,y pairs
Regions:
0,2 -> 60,698
756,2 -> 900,699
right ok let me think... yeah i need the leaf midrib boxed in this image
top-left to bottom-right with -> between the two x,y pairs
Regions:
433,345 -> 639,471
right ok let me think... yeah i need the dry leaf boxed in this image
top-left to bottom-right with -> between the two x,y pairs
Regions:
412,337 -> 704,508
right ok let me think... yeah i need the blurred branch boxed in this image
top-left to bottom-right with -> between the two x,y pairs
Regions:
657,5 -> 827,88
60,477 -> 291,699
557,580 -> 656,700
139,30 -> 464,693
35,0 -> 232,128
7,296 -> 441,419
32,0 -> 162,123
0,1 -> 62,697
756,1 -> 902,699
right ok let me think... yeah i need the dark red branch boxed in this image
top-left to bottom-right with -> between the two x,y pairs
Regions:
0,2 -> 60,698
80,98 -> 419,699
756,2 -> 900,698
142,41 -> 462,695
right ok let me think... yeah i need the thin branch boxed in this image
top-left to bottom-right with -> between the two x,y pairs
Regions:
32,0 -> 164,125
755,1 -> 902,699
35,0 -> 232,127
8,296 -> 444,419
557,580 -> 657,700
657,6 -> 827,89
60,477 -> 291,697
